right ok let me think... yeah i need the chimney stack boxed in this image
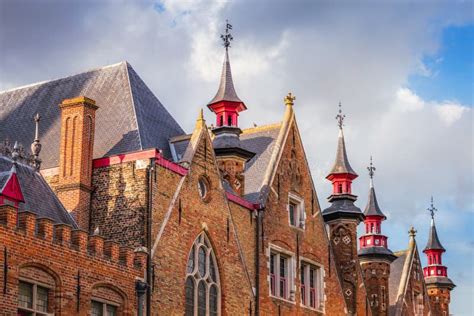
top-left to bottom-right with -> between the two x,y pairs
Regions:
56,96 -> 98,231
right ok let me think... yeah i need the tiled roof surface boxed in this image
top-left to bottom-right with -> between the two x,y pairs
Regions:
364,187 -> 386,218
207,51 -> 243,106
0,62 -> 184,169
240,124 -> 281,202
0,156 -> 76,227
389,250 -> 408,308
328,129 -> 357,176
424,219 -> 445,251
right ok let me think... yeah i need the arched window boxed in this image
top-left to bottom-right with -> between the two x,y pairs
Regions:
185,233 -> 220,316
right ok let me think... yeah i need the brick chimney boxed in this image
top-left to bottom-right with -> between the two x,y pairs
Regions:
56,96 -> 98,231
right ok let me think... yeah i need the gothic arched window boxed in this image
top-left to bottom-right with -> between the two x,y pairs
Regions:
185,233 -> 220,316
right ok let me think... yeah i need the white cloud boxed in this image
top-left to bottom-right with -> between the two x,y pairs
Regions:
394,87 -> 425,111
435,101 -> 470,126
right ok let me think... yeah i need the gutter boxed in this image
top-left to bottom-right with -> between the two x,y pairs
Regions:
146,158 -> 155,316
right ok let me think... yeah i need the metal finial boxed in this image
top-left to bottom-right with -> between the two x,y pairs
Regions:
427,196 -> 437,219
336,101 -> 345,129
408,226 -> 417,237
12,141 -> 20,163
284,92 -> 296,107
367,156 -> 376,179
31,113 -> 42,170
220,20 -> 233,50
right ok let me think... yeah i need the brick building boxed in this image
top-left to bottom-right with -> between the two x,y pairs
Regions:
0,27 -> 454,316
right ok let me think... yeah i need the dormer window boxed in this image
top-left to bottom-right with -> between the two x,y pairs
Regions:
288,193 -> 305,229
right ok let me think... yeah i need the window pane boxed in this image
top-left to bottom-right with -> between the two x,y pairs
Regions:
18,282 -> 33,309
197,281 -> 206,316
106,305 -> 117,316
36,286 -> 49,312
280,257 -> 286,277
209,257 -> 217,282
209,285 -> 218,316
270,253 -> 275,274
310,268 -> 315,288
91,301 -> 103,316
185,277 -> 195,316
187,245 -> 195,274
289,204 -> 296,226
198,247 -> 206,277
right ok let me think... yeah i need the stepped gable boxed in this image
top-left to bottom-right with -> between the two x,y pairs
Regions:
0,62 -> 184,169
169,123 -> 281,202
0,155 -> 76,227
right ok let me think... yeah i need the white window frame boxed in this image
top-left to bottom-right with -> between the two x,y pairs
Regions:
299,257 -> 325,313
18,278 -> 53,316
268,244 -> 296,303
91,298 -> 119,316
288,192 -> 306,229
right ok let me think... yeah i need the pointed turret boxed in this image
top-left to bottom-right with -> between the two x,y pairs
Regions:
422,198 -> 455,315
322,103 -> 363,222
207,21 -> 254,195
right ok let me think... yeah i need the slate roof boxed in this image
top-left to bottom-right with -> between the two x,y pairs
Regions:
169,123 -> 281,203
207,50 -> 244,106
328,129 -> 357,176
388,250 -> 408,311
0,62 -> 184,169
364,186 -> 386,218
424,219 -> 445,252
0,156 -> 77,227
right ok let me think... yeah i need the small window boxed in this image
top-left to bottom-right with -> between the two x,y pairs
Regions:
288,193 -> 305,229
300,261 -> 324,310
270,250 -> 293,300
18,281 -> 51,316
338,183 -> 343,193
197,177 -> 211,202
227,115 -> 232,126
91,300 -> 117,316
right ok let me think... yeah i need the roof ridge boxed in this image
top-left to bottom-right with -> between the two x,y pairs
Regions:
0,61 -> 126,94
123,62 -> 143,150
241,122 -> 282,134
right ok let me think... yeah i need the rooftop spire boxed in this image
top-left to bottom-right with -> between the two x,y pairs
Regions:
284,92 -> 296,107
363,157 -> 386,218
424,197 -> 445,252
207,20 -> 244,107
328,102 -> 357,176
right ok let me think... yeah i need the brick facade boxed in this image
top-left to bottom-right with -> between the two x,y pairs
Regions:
360,260 -> 391,315
0,205 -> 143,315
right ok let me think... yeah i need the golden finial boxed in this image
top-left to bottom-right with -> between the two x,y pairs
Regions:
408,226 -> 417,238
196,108 -> 205,129
284,92 -> 296,107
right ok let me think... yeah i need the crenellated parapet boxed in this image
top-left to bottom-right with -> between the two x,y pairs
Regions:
0,205 -> 146,271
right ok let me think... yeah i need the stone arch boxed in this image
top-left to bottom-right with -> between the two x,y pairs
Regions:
18,262 -> 62,314
91,282 -> 129,315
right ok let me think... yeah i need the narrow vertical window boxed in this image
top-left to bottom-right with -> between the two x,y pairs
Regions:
300,261 -> 324,310
270,253 -> 276,296
270,250 -> 293,300
185,233 -> 220,315
279,256 -> 287,298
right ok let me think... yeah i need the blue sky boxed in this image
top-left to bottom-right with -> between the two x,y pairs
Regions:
0,0 -> 472,314
409,25 -> 473,106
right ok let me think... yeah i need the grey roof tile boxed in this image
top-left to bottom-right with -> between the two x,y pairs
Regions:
328,129 -> 357,176
0,62 -> 184,169
389,250 -> 407,307
424,219 -> 445,251
364,187 -> 386,218
207,51 -> 243,106
0,156 -> 77,227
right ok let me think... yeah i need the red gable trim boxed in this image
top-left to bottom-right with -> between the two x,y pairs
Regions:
225,192 -> 260,210
0,171 -> 24,202
93,149 -> 188,176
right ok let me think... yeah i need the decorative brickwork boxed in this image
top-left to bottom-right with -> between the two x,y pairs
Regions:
57,96 -> 98,231
361,260 -> 391,315
0,205 -> 143,315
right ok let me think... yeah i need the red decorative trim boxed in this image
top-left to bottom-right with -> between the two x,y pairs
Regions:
225,192 -> 259,210
93,149 -> 188,176
0,172 -> 24,202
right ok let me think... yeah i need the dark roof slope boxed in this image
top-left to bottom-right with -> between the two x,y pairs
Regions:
328,129 -> 357,176
0,156 -> 76,227
0,62 -> 184,169
364,187 -> 386,218
207,51 -> 243,106
424,219 -> 445,251
389,250 -> 407,310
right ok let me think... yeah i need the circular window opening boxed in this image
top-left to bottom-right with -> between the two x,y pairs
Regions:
198,177 -> 210,201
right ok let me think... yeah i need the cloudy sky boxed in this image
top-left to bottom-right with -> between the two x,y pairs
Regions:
1,0 -> 472,313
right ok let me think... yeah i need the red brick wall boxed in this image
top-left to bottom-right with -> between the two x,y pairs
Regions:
361,260 -> 391,315
0,205 -> 143,316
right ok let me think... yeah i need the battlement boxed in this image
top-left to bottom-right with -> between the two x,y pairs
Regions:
0,205 -> 146,270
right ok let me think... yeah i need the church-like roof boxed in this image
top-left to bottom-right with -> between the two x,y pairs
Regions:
0,156 -> 77,227
328,129 -> 357,176
207,50 -> 244,106
424,219 -> 445,252
364,187 -> 386,218
0,62 -> 184,169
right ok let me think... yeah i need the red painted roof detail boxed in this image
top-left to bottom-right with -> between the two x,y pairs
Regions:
0,171 -> 24,202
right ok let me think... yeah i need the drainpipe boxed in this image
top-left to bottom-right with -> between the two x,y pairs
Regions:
255,204 -> 264,316
136,279 -> 148,316
146,158 -> 155,316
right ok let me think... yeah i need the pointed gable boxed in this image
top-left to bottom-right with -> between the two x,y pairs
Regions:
0,165 -> 24,202
0,62 -> 184,169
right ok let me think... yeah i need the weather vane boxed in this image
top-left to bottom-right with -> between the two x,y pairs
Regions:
367,156 -> 376,179
336,101 -> 345,129
220,20 -> 233,50
427,196 -> 437,219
